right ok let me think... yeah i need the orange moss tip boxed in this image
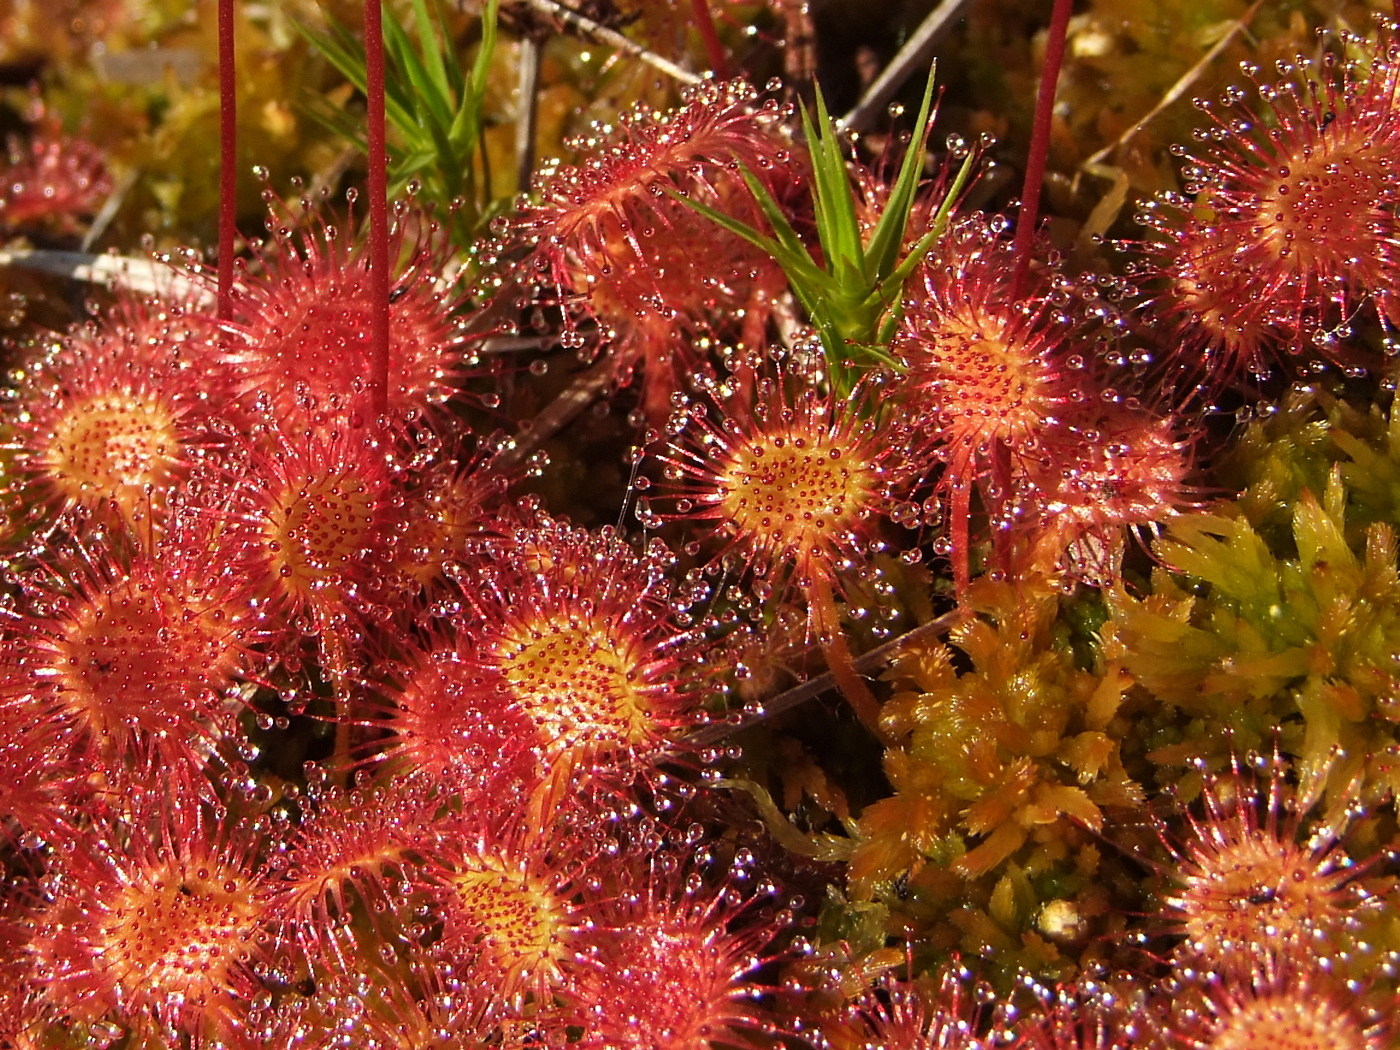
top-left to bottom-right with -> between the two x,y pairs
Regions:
215,195 -> 479,433
25,785 -> 268,1045
1155,755 -> 1380,970
1139,25 -> 1400,392
653,367 -> 915,633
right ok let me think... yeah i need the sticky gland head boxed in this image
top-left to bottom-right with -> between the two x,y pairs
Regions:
52,573 -> 240,745
494,611 -> 655,760
93,855 -> 262,1022
1160,762 -> 1369,967
37,391 -> 181,524
445,849 -> 573,1000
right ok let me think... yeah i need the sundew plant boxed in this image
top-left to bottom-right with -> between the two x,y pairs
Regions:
0,1 -> 1399,1047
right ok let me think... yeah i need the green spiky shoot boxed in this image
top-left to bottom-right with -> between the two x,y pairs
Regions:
297,0 -> 503,248
676,69 -> 974,397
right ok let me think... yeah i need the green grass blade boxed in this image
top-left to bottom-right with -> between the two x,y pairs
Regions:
410,0 -> 453,100
801,94 -> 864,281
383,15 -> 450,133
863,65 -> 939,280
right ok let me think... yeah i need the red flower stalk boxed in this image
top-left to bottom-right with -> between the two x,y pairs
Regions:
362,0 -> 391,421
217,0 -> 237,327
1140,26 -> 1400,392
892,216 -> 1087,596
1,515 -> 263,777
7,289 -> 225,539
1153,755 -> 1381,971
513,79 -> 792,415
1011,0 -> 1074,299
25,774 -> 270,1046
214,198 -> 476,434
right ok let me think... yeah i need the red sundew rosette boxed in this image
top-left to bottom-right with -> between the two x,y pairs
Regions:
0,646 -> 93,845
509,79 -> 795,418
220,413 -> 407,673
557,860 -> 800,1050
23,769 -> 273,1047
342,621 -> 545,814
435,503 -> 715,819
415,812 -> 605,1014
262,769 -> 449,976
651,364 -> 919,635
1014,401 -> 1199,586
890,216 -> 1093,596
209,194 -> 481,437
0,510 -> 268,781
822,966 -> 984,1050
0,124 -> 111,235
1133,23 -> 1400,395
650,362 -> 921,729
6,285 -> 229,543
1150,754 -> 1385,974
1159,950 -> 1395,1050
995,979 -> 1144,1050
